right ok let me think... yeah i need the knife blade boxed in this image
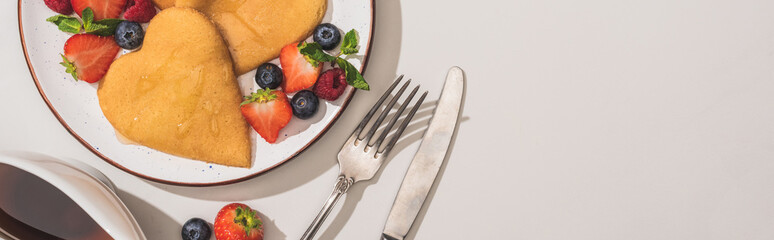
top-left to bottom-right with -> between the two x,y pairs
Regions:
381,66 -> 465,240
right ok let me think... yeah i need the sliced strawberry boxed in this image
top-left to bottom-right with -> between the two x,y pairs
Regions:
214,203 -> 263,240
62,34 -> 120,83
240,89 -> 292,143
279,42 -> 322,93
71,0 -> 128,20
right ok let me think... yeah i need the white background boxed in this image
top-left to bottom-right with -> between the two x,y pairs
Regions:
4,0 -> 774,239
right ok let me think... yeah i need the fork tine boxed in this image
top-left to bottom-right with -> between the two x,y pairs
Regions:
363,79 -> 412,144
372,85 -> 420,151
352,75 -> 404,138
380,90 -> 428,157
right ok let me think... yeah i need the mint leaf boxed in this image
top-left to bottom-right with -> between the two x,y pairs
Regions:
46,15 -> 82,34
340,29 -> 359,55
86,18 -> 122,36
336,58 -> 369,90
341,47 -> 358,55
45,15 -> 70,22
94,18 -> 123,27
81,7 -> 94,29
298,42 -> 337,67
59,54 -> 78,81
84,23 -> 108,34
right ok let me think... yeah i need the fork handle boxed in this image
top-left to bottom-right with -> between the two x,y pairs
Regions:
301,176 -> 353,240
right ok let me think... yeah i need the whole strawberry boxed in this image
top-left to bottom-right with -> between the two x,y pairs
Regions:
214,203 -> 264,240
240,88 -> 292,143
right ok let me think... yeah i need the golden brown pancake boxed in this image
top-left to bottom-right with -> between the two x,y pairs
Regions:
151,0 -> 326,75
98,7 -> 252,168
151,0 -> 175,9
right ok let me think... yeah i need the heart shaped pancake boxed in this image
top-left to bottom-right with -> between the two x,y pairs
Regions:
152,0 -> 326,75
98,8 -> 252,168
152,0 -> 175,9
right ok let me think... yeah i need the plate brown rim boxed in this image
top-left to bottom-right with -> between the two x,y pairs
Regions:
17,0 -> 376,186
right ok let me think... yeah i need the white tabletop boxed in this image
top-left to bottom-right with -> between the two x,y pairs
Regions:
4,0 -> 774,239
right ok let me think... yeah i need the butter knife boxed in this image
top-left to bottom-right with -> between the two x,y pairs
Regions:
381,66 -> 465,240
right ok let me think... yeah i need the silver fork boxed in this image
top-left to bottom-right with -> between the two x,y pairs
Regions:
301,76 -> 428,240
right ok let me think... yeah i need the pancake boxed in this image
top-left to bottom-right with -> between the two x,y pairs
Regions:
151,0 -> 175,9
98,7 -> 252,168
152,0 -> 326,75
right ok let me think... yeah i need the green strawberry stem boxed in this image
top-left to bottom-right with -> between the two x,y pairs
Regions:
233,206 -> 262,236
59,54 -> 78,81
241,88 -> 278,106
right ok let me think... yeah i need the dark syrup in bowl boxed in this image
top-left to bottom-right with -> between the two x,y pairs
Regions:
0,163 -> 114,240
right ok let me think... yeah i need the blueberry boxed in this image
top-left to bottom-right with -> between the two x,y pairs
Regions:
114,21 -> 144,50
181,218 -> 211,240
291,90 -> 319,119
254,63 -> 283,89
313,23 -> 341,50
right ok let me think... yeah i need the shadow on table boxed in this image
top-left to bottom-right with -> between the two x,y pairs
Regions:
259,214 -> 286,240
116,189 -> 180,239
146,0 -> 406,202
118,188 -> 287,239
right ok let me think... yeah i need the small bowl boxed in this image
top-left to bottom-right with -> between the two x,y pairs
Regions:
0,152 -> 146,240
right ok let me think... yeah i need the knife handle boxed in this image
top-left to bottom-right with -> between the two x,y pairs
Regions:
380,234 -> 402,240
301,176 -> 353,240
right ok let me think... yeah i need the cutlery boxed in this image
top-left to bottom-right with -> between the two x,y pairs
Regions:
301,76 -> 428,240
381,66 -> 465,240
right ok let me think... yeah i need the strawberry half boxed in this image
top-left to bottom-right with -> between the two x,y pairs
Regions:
214,203 -> 263,240
61,34 -> 120,83
279,42 -> 322,93
240,88 -> 292,143
71,0 -> 128,20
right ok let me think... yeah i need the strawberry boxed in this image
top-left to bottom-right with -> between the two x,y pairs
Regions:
61,34 -> 120,83
240,88 -> 292,143
71,0 -> 128,20
279,42 -> 322,93
214,203 -> 263,240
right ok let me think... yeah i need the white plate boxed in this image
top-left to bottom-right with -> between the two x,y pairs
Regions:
18,0 -> 374,185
